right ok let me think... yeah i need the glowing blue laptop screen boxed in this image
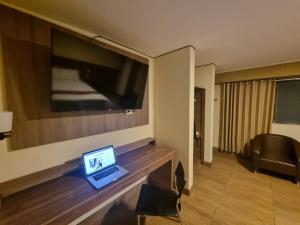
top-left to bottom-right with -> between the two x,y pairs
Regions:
83,146 -> 116,176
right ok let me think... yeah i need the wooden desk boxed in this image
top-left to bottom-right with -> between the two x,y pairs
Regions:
0,145 -> 174,225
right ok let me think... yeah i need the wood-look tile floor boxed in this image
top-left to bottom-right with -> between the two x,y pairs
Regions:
146,151 -> 300,225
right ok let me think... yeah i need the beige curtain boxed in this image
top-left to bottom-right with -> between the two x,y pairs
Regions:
219,79 -> 276,153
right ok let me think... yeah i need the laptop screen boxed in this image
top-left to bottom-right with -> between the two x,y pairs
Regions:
83,146 -> 116,176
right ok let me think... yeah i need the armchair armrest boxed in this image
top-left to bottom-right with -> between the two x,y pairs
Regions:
293,141 -> 300,164
251,135 -> 262,172
292,140 -> 300,183
252,135 -> 262,155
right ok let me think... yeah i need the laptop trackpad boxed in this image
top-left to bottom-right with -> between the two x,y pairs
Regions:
87,165 -> 128,189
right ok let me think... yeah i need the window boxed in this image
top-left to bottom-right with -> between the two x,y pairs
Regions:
274,79 -> 300,124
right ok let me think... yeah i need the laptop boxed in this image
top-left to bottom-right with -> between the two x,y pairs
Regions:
82,145 -> 128,189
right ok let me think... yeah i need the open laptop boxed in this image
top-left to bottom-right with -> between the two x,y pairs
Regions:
82,145 -> 128,189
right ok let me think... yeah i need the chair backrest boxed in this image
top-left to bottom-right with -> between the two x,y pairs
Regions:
260,134 -> 294,159
174,161 -> 186,198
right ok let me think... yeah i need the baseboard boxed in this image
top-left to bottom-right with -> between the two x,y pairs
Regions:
204,161 -> 212,167
213,147 -> 220,152
200,161 -> 212,167
183,186 -> 193,196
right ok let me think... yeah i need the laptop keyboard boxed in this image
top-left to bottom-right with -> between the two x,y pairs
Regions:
93,167 -> 119,181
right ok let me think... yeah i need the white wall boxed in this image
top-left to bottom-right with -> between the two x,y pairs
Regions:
213,84 -> 221,147
195,64 -> 215,163
0,19 -> 154,183
271,123 -> 300,142
154,46 -> 195,189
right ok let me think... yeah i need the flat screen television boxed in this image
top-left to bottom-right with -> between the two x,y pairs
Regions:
51,29 -> 148,112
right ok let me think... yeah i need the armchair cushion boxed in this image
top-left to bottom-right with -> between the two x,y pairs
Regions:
260,134 -> 293,160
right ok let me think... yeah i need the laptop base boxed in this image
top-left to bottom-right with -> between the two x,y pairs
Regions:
86,165 -> 128,190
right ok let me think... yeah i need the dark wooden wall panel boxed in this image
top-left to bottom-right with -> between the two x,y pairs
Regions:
0,5 -> 149,150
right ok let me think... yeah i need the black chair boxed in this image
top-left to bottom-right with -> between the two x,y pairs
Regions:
135,161 -> 186,225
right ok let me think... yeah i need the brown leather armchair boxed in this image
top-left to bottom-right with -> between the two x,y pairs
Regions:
251,134 -> 300,185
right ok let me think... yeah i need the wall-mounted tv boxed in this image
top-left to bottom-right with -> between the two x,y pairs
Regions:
51,29 -> 148,112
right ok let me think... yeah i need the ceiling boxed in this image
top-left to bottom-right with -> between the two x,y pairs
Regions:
2,0 -> 300,73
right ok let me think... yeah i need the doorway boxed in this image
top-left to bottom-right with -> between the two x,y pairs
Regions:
194,88 -> 205,166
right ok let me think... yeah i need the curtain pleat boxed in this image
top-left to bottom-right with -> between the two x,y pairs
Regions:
219,79 -> 276,153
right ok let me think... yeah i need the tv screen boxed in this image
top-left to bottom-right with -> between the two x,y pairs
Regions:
51,29 -> 148,112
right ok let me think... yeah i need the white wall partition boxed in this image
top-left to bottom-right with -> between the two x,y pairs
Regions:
154,46 -> 195,189
195,64 -> 215,163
